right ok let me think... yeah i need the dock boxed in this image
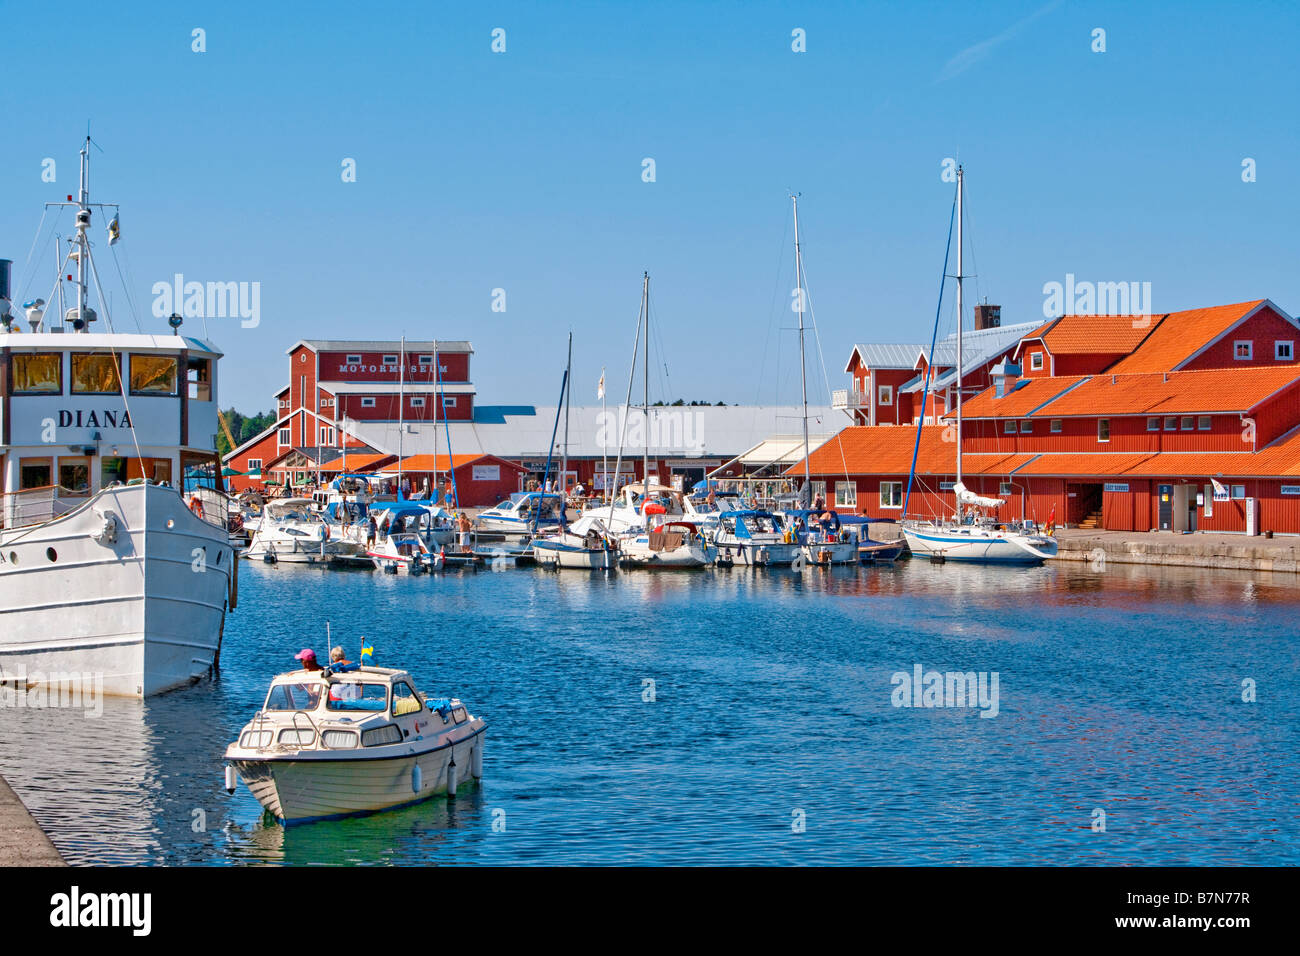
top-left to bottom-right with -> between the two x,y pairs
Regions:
0,774 -> 65,866
1053,528 -> 1300,574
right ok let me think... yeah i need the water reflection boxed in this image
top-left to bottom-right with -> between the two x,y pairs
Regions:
0,557 -> 1296,865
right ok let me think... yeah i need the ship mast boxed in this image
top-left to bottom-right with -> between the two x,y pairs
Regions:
792,195 -> 811,509
955,165 -> 964,504
642,272 -> 650,487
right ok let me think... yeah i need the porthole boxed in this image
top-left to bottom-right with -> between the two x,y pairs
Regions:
8,551 -> 17,565
46,548 -> 57,562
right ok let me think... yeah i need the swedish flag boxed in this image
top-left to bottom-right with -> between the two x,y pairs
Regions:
360,641 -> 375,665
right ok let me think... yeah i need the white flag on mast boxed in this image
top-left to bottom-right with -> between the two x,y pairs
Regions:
597,368 -> 606,400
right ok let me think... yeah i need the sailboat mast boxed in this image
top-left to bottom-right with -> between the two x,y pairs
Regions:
75,137 -> 90,329
793,195 -> 811,508
398,335 -> 405,498
641,271 -> 650,486
562,331 -> 571,494
955,166 -> 964,494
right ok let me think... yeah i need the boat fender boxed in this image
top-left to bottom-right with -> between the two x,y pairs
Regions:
446,758 -> 458,798
189,496 -> 205,519
224,764 -> 237,794
412,763 -> 423,794
472,742 -> 483,780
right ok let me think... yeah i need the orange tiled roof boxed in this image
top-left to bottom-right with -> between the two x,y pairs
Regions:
960,366 -> 1300,420
388,454 -> 523,472
317,453 -> 395,472
785,428 -> 1037,478
1038,314 -> 1155,355
1107,300 -> 1267,373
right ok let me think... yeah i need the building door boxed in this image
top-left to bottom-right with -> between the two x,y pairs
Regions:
1158,484 -> 1173,530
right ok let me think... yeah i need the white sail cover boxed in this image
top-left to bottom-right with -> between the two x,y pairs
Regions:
953,481 -> 1003,509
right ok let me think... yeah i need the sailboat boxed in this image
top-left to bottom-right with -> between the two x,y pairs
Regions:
901,166 -> 1057,564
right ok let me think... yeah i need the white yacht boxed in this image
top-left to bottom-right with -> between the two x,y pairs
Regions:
619,519 -> 716,568
224,662 -> 486,824
245,497 -> 344,564
712,509 -> 802,567
0,138 -> 236,697
474,491 -> 564,536
531,513 -> 620,570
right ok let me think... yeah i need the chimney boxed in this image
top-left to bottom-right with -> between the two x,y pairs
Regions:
975,302 -> 1001,330
992,360 -> 1021,399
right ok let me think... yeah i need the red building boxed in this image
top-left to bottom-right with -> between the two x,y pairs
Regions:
798,299 -> 1300,535
224,339 -> 474,492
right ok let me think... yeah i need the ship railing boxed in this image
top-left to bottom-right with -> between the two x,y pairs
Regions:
0,485 -> 87,531
186,485 -> 235,532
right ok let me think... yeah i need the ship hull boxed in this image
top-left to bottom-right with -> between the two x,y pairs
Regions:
0,483 -> 234,698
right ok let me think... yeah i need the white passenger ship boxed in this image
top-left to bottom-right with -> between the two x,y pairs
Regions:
0,139 -> 236,697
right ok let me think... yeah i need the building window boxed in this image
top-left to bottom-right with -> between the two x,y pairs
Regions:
1019,419 -> 1032,434
1234,341 -> 1252,360
278,428 -> 291,446
246,459 -> 262,476
410,397 -> 426,408
1003,420 -> 1016,434
360,397 -> 376,408
1231,484 -> 1246,499
1181,416 -> 1194,431
1276,341 -> 1294,361
70,353 -> 122,394
1050,419 -> 1063,434
319,426 -> 335,446
879,481 -> 903,509
1029,352 -> 1043,371
129,355 -> 178,396
1164,416 -> 1178,431
834,481 -> 857,508
418,355 -> 434,365
1147,417 -> 1160,432
878,385 -> 892,406
1097,419 -> 1110,442
319,397 -> 332,408
345,354 -> 362,365
10,353 -> 62,394
1197,416 -> 1211,431
443,396 -> 457,408
20,457 -> 52,490
999,482 -> 1014,496
382,355 -> 399,366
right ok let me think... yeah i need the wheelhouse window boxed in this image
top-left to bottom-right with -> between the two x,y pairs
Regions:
834,481 -> 857,508
10,353 -> 62,394
58,459 -> 90,495
187,357 -> 212,401
1097,418 -> 1110,442
392,681 -> 421,716
20,458 -> 52,490
326,682 -> 389,712
130,354 -> 178,396
1276,341 -> 1294,361
264,682 -> 324,711
70,353 -> 122,394
1234,341 -> 1252,360
880,481 -> 903,509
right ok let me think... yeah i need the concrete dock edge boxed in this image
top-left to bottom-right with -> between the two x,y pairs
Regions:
0,774 -> 65,866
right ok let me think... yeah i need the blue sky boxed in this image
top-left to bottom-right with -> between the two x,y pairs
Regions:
2,0 -> 1296,413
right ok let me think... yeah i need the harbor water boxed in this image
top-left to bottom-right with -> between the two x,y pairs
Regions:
1,559 -> 1296,865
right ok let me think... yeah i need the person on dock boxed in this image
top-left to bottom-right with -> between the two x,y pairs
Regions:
366,514 -> 378,548
456,511 -> 473,553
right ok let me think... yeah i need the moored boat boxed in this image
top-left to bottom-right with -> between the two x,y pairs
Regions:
223,660 -> 486,824
712,509 -> 802,567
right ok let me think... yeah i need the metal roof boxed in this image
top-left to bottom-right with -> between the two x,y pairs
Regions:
846,343 -> 925,371
287,339 -> 473,354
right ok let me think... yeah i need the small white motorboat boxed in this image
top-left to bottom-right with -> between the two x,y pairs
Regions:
245,497 -> 344,564
532,514 -> 620,570
474,492 -> 566,537
367,531 -> 444,574
712,509 -> 803,567
223,660 -> 486,824
620,519 -> 716,568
